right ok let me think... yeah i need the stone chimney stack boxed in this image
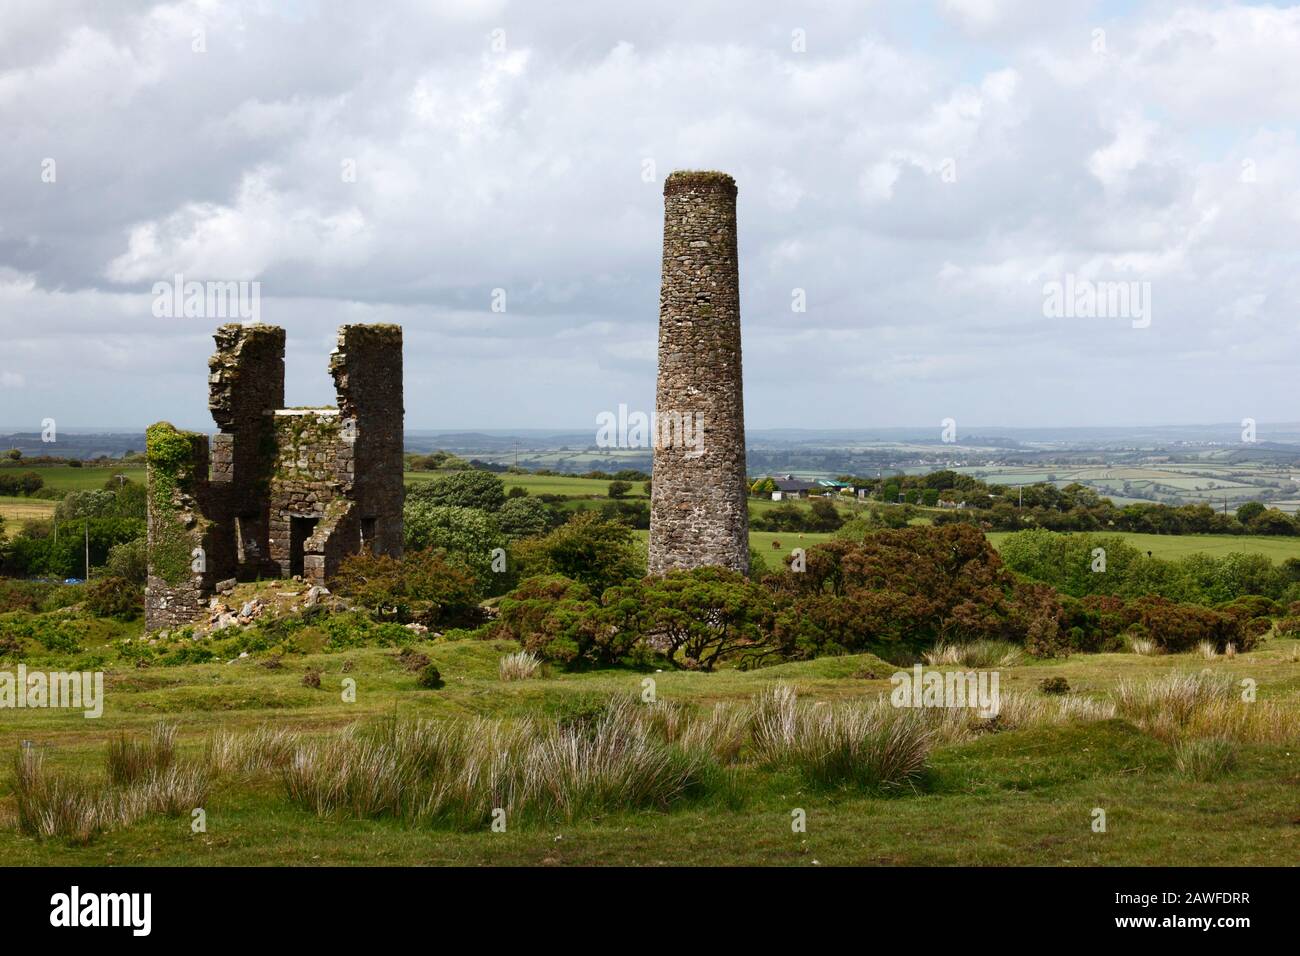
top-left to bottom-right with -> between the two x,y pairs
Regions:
648,170 -> 750,575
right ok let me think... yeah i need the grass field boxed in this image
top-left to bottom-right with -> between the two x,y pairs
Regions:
4,465 -> 1299,866
2,626 -> 1296,866
987,530 -> 1300,562
957,462 -> 1297,512
0,496 -> 56,539
3,464 -> 145,493
405,470 -> 645,499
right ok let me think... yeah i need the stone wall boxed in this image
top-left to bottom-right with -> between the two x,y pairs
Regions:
207,323 -> 285,580
330,324 -> 405,560
266,405 -> 353,582
144,424 -> 218,631
145,323 -> 404,627
648,171 -> 750,575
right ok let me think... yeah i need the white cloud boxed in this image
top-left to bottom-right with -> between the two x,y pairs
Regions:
0,0 -> 1298,429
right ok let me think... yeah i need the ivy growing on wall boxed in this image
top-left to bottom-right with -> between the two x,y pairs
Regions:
146,421 -> 202,586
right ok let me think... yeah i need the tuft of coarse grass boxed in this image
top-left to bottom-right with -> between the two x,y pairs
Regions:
498,650 -> 542,682
749,684 -> 931,790
680,703 -> 751,763
12,749 -> 103,845
1173,737 -> 1238,780
281,700 -> 718,829
1114,671 -> 1230,738
1114,671 -> 1298,744
1197,641 -> 1218,661
1128,636 -> 1158,656
106,722 -> 177,786
13,743 -> 208,845
205,724 -> 299,776
924,641 -> 1023,668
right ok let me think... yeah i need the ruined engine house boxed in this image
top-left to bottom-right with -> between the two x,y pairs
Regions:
145,323 -> 404,630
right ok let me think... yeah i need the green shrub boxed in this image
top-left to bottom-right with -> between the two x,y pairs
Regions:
84,576 -> 143,620
401,504 -> 506,588
0,613 -> 81,655
406,471 -> 505,512
103,538 -> 148,585
1121,596 -> 1245,653
510,512 -> 644,596
158,645 -> 215,666
321,612 -> 416,651
0,579 -> 56,614
1038,676 -> 1070,696
496,497 -> 549,540
332,549 -> 481,626
417,664 -> 443,689
610,566 -> 773,671
494,575 -> 603,666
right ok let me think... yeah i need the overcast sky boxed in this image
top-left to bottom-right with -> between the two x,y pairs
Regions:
2,0 -> 1299,433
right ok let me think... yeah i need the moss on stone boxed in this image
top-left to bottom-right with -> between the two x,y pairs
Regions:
664,170 -> 737,195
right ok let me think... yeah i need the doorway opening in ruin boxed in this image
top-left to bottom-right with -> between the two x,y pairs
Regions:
236,514 -> 261,566
289,516 -> 319,578
360,517 -> 377,552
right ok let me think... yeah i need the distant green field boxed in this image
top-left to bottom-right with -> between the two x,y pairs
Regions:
4,463 -> 145,492
632,528 -> 836,562
632,528 -> 1300,567
987,530 -> 1300,563
406,471 -> 647,499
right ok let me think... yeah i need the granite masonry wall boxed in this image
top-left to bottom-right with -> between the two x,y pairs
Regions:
144,427 -> 219,630
145,323 -> 404,628
648,171 -> 750,575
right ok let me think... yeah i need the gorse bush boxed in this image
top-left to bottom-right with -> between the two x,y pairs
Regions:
332,548 -> 481,626
493,575 -> 619,667
510,512 -> 644,596
491,523 -> 1273,668
0,613 -> 82,655
84,575 -> 142,620
495,566 -> 772,670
